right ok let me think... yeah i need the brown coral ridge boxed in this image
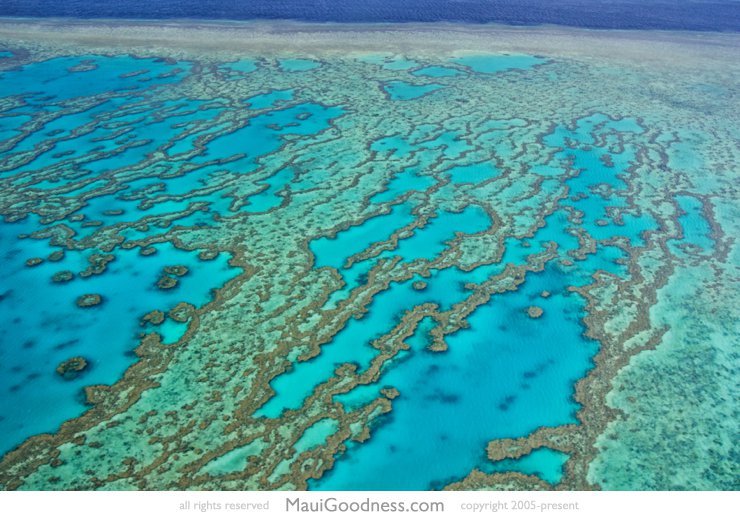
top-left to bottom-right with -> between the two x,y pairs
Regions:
527,305 -> 544,318
52,270 -> 74,283
142,309 -> 166,326
168,302 -> 195,323
79,253 -> 115,277
75,293 -> 103,308
156,275 -> 179,290
56,356 -> 89,380
164,265 -> 189,277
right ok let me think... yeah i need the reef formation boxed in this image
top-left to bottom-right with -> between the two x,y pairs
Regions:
0,21 -> 737,490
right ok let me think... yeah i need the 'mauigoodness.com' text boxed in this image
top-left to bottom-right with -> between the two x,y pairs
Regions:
286,497 -> 444,513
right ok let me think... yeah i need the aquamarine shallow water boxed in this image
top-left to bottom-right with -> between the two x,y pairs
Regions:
258,254 -> 495,417
0,52 -> 345,455
305,112 -> 659,489
382,80 -> 444,101
221,59 -> 258,76
446,161 -> 499,184
259,109 -> 658,488
279,59 -> 321,72
668,195 -> 715,257
482,448 -> 570,485
0,55 -> 187,104
358,55 -> 419,71
452,54 -> 546,74
0,217 -> 240,452
311,265 -> 598,490
411,66 -> 463,78
369,167 -> 436,203
245,88 -> 294,110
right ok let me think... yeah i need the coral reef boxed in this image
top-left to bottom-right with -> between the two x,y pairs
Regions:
0,21 -> 736,491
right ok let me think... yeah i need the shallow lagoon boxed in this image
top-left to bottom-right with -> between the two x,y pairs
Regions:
313,265 -> 597,490
0,220 -> 240,453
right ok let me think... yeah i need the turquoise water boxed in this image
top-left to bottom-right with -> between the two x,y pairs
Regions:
381,206 -> 490,263
220,59 -> 258,78
202,439 -> 267,476
371,130 -> 472,160
269,418 -> 339,484
279,59 -> 321,72
241,167 -> 294,213
258,265 -> 495,418
483,448 -> 569,485
259,202 -> 493,419
411,66 -> 463,78
357,55 -> 419,71
248,109 -> 659,488
245,89 -> 294,110
445,161 -> 499,184
452,55 -> 546,74
668,195 -> 714,257
152,317 -> 189,346
0,55 -> 187,104
0,218 -> 240,453
370,167 -> 436,204
295,418 -> 340,452
312,265 -> 598,490
0,52 -> 347,455
382,80 -> 444,100
305,114 -> 654,489
310,202 -> 418,270
0,54 -> 651,481
222,59 -> 257,72
188,102 -> 344,169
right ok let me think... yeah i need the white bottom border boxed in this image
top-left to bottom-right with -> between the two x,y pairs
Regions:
1,490 -> 738,517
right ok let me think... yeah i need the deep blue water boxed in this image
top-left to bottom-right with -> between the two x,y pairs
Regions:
1,1 -> 739,31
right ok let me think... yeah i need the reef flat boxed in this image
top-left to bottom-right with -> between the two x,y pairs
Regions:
0,20 -> 737,490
